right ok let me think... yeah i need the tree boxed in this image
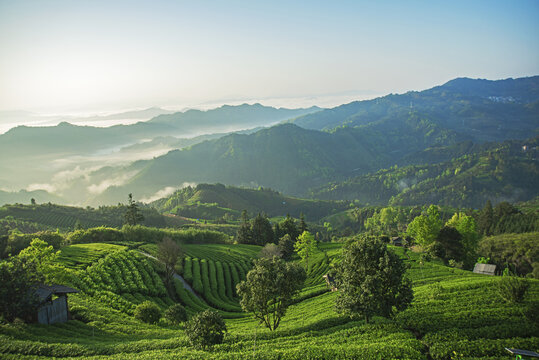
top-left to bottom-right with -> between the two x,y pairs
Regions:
164,303 -> 188,325
185,309 -> 227,349
124,193 -> 144,226
134,301 -> 161,324
477,200 -> 494,236
251,213 -> 274,245
236,257 -> 305,331
435,226 -> 464,263
0,257 -> 40,322
30,198 -> 36,205
298,213 -> 308,234
446,212 -> 479,267
236,210 -> 252,244
277,234 -> 294,260
280,214 -> 300,242
294,231 -> 318,269
334,235 -> 413,324
259,243 -> 282,259
406,205 -> 442,247
17,238 -> 59,283
157,237 -> 182,290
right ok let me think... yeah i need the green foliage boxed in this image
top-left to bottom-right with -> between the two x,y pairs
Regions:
277,234 -> 294,260
406,205 -> 442,247
479,232 -> 539,278
157,238 -> 182,290
134,301 -> 162,324
1,230 -> 63,258
236,257 -> 306,331
124,194 -> 145,226
334,236 -> 413,323
498,275 -> 530,303
17,238 -> 60,283
164,304 -> 187,325
0,257 -> 40,322
185,309 -> 227,349
294,231 -> 318,269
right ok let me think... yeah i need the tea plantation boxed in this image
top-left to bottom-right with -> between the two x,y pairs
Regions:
1,242 -> 537,359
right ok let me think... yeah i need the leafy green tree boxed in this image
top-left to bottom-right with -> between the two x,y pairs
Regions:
157,237 -> 182,291
251,213 -> 274,245
185,309 -> 227,349
236,257 -> 305,331
279,214 -> 300,242
164,303 -> 187,325
446,212 -> 479,267
124,193 -> 144,226
334,235 -> 413,324
236,210 -> 252,244
294,231 -> 318,269
0,257 -> 40,322
406,205 -> 442,247
17,238 -> 59,283
134,301 -> 161,324
277,234 -> 294,260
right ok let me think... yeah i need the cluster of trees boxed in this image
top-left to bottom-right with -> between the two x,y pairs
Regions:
477,200 -> 539,236
236,212 -> 308,258
407,205 -> 479,268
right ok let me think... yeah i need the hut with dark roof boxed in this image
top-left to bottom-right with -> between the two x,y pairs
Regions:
35,284 -> 78,325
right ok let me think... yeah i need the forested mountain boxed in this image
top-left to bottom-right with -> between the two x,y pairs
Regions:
150,183 -> 350,221
293,76 -> 539,142
91,114 -> 461,205
310,137 -> 539,208
0,104 -> 319,191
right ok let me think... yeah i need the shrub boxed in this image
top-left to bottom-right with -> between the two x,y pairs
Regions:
134,301 -> 161,324
185,309 -> 227,349
498,275 -> 529,303
164,303 -> 187,325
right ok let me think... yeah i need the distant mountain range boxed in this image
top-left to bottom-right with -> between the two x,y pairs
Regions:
1,76 -> 537,208
0,104 -> 320,191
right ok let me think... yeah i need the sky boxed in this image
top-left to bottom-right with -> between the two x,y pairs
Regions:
0,0 -> 538,117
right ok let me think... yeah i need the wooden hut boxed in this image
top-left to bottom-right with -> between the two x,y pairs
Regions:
473,263 -> 496,276
35,284 -> 78,325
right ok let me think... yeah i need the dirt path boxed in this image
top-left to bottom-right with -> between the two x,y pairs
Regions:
138,251 -> 198,298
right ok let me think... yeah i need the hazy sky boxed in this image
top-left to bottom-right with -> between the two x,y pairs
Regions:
1,0 -> 538,114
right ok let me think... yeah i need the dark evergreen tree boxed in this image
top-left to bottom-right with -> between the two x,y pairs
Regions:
124,193 -> 144,226
477,200 -> 494,236
436,226 -> 465,263
236,210 -> 252,244
280,214 -> 299,242
299,212 -> 308,233
251,213 -> 274,245
278,234 -> 295,260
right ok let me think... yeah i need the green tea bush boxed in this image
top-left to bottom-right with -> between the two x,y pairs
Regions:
134,301 -> 161,324
164,304 -> 187,325
498,275 -> 529,303
185,309 -> 227,349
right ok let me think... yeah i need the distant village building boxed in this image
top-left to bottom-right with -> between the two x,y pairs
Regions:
35,284 -> 79,325
322,274 -> 337,292
473,263 -> 496,276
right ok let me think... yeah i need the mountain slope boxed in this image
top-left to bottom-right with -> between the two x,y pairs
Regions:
150,183 -> 351,221
91,117 -> 460,204
310,137 -> 539,208
293,76 -> 539,143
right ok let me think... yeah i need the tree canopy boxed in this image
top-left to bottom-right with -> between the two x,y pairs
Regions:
334,235 -> 413,323
236,257 -> 305,331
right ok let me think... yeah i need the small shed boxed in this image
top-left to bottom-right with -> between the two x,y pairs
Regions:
473,263 -> 496,276
35,284 -> 79,325
505,347 -> 539,359
322,274 -> 337,292
391,237 -> 404,246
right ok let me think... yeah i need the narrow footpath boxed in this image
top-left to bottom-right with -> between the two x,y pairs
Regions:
137,250 -> 199,298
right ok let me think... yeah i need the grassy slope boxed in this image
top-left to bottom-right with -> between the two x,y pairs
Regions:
1,242 -> 537,359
